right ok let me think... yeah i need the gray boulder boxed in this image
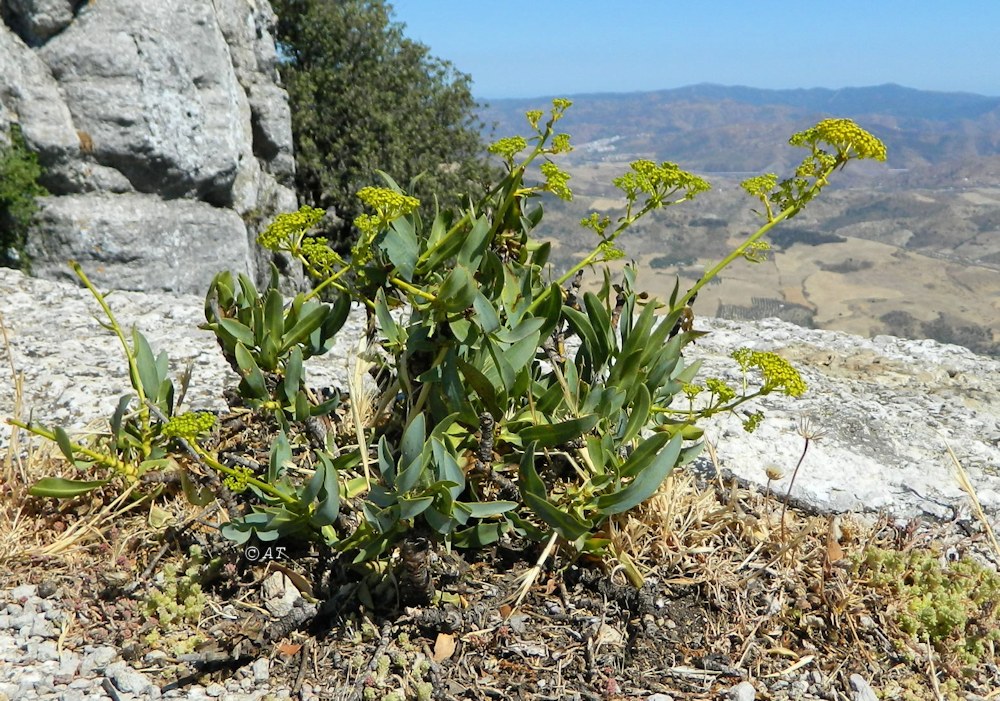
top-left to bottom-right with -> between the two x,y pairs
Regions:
0,0 -> 299,294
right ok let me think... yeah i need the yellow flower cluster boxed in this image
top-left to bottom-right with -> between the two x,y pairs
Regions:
705,377 -> 735,403
356,187 -> 420,217
299,236 -> 342,276
742,410 -> 765,433
487,136 -> 528,162
790,118 -> 887,162
614,160 -> 710,203
580,212 -> 611,236
257,206 -> 325,250
742,239 -> 770,263
540,162 -> 572,201
525,110 -> 544,130
550,133 -> 572,154
740,173 -> 778,199
223,465 -> 254,493
682,383 -> 703,400
551,98 -> 573,116
353,187 -> 421,239
731,348 -> 807,397
162,412 -> 216,439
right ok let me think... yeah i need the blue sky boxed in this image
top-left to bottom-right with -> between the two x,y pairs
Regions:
389,1 -> 1000,99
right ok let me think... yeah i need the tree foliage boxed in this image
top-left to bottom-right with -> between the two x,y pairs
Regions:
0,124 -> 48,269
271,0 -> 496,251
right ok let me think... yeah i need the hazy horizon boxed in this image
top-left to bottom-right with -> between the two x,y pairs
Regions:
389,1 -> 1000,100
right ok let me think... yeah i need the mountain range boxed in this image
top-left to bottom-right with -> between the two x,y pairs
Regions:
478,84 -> 1000,358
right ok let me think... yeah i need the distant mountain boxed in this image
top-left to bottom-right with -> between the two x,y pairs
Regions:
478,84 -> 1000,173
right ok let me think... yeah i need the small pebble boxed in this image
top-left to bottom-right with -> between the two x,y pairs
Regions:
728,681 -> 756,701
850,674 -> 879,701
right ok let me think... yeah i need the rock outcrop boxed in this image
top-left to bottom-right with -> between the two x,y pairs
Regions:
2,267 -> 998,525
0,0 -> 297,293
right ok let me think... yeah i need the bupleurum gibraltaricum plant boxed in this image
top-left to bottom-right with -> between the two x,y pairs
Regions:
11,101 -> 886,594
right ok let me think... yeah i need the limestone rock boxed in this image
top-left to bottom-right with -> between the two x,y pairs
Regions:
27,193 -> 251,293
0,0 -> 299,294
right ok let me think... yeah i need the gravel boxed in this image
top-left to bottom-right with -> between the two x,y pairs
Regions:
0,584 -> 297,701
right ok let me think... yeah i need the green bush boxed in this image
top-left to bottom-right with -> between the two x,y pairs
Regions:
0,123 -> 48,269
272,0 -> 497,252
16,102 -> 886,598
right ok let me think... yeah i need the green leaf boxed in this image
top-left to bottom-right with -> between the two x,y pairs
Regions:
620,383 -> 651,444
582,292 -> 612,365
456,358 -> 501,418
269,431 -> 292,483
235,342 -> 268,400
382,217 -> 420,280
284,347 -> 303,404
311,454 -> 340,528
279,304 -> 329,354
516,442 -> 592,542
217,318 -> 255,347
493,316 -> 545,346
53,426 -> 77,465
457,215 -> 491,269
181,470 -> 214,506
472,291 -> 500,334
436,265 -> 477,312
619,432 -> 671,479
454,501 -> 518,518
132,329 -> 161,397
400,414 -> 426,472
597,433 -> 683,515
398,494 -> 434,520
264,288 -> 284,347
375,290 -> 399,346
29,477 -> 108,498
452,522 -> 507,547
518,414 -> 599,449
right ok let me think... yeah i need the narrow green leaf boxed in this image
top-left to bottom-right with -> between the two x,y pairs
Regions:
518,414 -> 599,449
473,291 -> 501,334
217,318 -> 255,347
132,329 -> 160,397
53,426 -> 76,465
517,443 -> 591,541
375,290 -> 399,346
235,342 -> 268,400
457,215 -> 491,269
269,431 -> 292,483
29,477 -> 108,499
597,433 -> 683,515
620,383 -> 651,444
455,501 -> 518,518
264,288 -> 284,347
279,305 -> 329,354
619,432 -> 671,479
400,414 -> 425,472
398,495 -> 434,520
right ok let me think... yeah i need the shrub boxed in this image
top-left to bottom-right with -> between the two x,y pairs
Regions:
0,123 -> 48,269
271,0 -> 497,252
14,104 -> 885,597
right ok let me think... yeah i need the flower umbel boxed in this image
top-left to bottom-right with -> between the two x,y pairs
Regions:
540,162 -> 572,201
162,412 -> 216,440
257,206 -> 325,250
790,118 -> 887,162
731,348 -> 807,397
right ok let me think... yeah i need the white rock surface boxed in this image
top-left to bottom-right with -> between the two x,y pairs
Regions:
0,0 -> 298,294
